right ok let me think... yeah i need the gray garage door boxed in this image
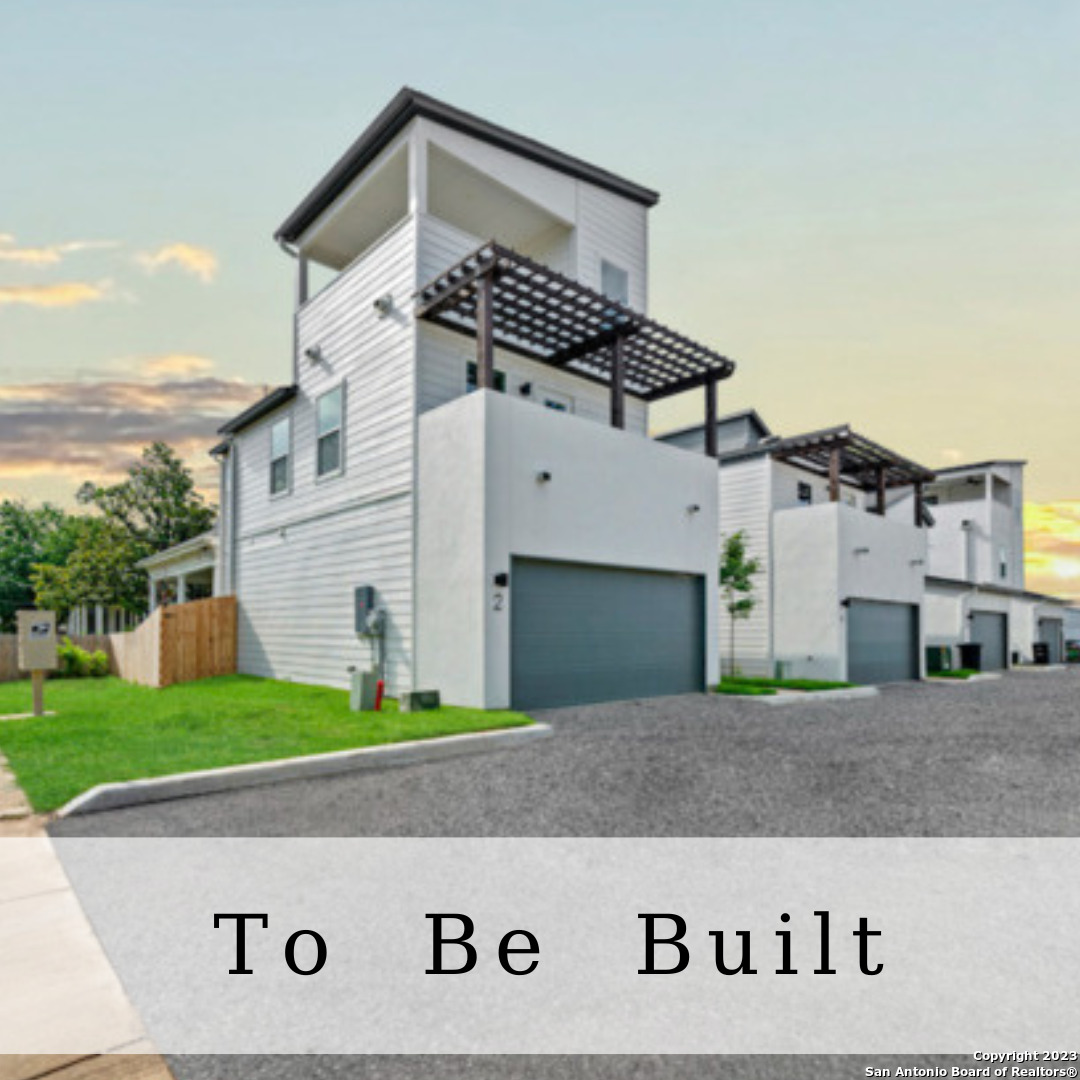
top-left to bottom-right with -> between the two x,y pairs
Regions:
510,557 -> 706,710
1038,618 -> 1064,664
971,611 -> 1008,670
846,600 -> 919,684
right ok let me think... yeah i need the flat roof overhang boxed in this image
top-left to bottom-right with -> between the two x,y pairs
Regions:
768,424 -> 936,491
415,242 -> 735,403
275,88 -> 659,246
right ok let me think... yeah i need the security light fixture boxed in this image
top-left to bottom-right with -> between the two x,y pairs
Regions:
305,345 -> 323,364
373,293 -> 394,317
853,546 -> 870,555
687,504 -> 701,514
519,382 -> 532,397
536,470 -> 552,483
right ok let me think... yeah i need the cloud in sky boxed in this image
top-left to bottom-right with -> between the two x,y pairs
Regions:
0,234 -> 119,266
137,353 -> 215,377
0,371 -> 261,502
0,280 -> 115,308
136,242 -> 218,283
1025,501 -> 1080,602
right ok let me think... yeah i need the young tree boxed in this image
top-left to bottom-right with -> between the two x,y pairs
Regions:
32,518 -> 149,618
719,530 -> 761,678
0,501 -> 82,631
77,441 -> 215,552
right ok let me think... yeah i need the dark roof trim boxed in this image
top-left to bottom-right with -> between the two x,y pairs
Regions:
933,459 -> 1027,476
275,88 -> 660,244
209,439 -> 230,457
925,575 -> 1072,604
657,408 -> 773,443
218,385 -> 297,436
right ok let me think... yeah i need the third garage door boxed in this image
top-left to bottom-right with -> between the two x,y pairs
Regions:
510,557 -> 706,710
847,600 -> 919,684
970,611 -> 1008,670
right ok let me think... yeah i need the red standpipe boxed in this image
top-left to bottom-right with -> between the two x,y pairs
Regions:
374,679 -> 385,712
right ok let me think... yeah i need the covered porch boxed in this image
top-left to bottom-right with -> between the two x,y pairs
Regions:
138,531 -> 218,612
415,242 -> 736,448
768,424 -> 937,523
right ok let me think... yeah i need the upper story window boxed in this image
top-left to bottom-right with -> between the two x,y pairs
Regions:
797,482 -> 813,506
999,547 -> 1009,580
269,416 -> 291,496
600,260 -> 629,305
466,361 -> 506,393
316,385 -> 344,478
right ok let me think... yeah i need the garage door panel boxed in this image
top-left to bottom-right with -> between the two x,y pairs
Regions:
511,558 -> 705,709
1038,619 -> 1064,664
847,600 -> 919,684
971,612 -> 1007,670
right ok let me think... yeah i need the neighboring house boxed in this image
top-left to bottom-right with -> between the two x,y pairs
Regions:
661,418 -> 936,684
65,605 -> 136,635
210,88 -> 733,709
890,461 -> 1070,667
138,531 -> 218,612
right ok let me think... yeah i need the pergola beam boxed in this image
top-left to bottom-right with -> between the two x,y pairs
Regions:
610,336 -> 626,430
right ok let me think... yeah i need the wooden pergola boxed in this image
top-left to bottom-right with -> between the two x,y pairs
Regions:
768,425 -> 936,525
415,242 -> 736,454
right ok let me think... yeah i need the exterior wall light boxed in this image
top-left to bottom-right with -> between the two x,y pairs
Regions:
910,558 -> 925,567
304,345 -> 323,364
373,293 -> 394,317
853,546 -> 870,555
536,470 -> 552,483
519,382 -> 532,397
687,504 -> 701,514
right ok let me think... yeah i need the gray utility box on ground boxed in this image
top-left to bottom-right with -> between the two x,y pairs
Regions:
350,670 -> 381,712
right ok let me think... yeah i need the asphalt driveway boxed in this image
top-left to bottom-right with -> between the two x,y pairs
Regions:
51,668 -> 1080,838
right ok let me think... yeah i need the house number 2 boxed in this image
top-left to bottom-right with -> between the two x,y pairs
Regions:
493,591 -> 505,612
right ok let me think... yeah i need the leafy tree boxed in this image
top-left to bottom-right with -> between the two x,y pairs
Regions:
0,501 -> 82,631
77,441 -> 215,551
719,530 -> 761,678
32,518 -> 149,618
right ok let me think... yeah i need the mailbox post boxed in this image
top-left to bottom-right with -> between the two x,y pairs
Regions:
16,610 -> 58,717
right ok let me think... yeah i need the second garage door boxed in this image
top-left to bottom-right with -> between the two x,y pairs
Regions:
846,600 -> 919,684
510,557 -> 706,710
970,611 -> 1008,670
1038,618 -> 1064,664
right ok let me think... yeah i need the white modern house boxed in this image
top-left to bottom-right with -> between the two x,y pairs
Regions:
661,413 -> 936,683
210,88 -> 734,709
889,461 -> 1070,667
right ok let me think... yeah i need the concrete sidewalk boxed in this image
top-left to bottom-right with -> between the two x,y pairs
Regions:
0,810 -> 173,1080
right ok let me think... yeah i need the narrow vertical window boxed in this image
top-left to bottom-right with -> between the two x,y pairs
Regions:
600,259 -> 629,304
270,416 -> 291,495
316,385 -> 344,477
797,481 -> 813,506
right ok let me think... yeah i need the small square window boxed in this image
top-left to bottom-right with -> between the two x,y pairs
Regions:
269,416 -> 290,496
466,361 -> 506,393
797,482 -> 813,505
316,386 -> 344,478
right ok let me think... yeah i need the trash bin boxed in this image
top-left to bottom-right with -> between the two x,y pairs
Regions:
958,642 -> 982,671
1033,642 -> 1050,666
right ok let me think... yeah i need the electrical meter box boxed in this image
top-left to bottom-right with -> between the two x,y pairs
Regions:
354,586 -> 377,634
17,610 -> 58,671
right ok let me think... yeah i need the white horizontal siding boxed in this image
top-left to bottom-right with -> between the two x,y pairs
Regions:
575,184 -> 648,311
231,216 -> 419,694
770,459 -> 864,512
718,457 -> 772,677
236,495 -> 414,691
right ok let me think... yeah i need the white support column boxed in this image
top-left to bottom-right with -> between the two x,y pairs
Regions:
177,574 -> 187,605
94,603 -> 104,636
148,577 -> 157,613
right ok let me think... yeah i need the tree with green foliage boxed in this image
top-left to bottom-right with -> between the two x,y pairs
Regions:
719,530 -> 761,678
77,441 -> 215,551
0,501 -> 82,631
32,517 -> 149,618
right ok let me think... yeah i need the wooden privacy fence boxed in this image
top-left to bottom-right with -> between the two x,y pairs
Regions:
0,595 -> 237,688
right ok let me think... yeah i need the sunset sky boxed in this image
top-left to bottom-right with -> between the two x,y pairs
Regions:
2,1 -> 1077,599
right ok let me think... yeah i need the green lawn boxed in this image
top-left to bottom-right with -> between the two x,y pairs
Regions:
928,668 -> 980,680
714,675 -> 855,696
0,675 -> 532,812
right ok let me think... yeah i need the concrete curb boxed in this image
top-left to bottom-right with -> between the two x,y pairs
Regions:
57,722 -> 553,818
1010,665 -> 1068,674
926,673 -> 1002,685
734,686 -> 880,707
